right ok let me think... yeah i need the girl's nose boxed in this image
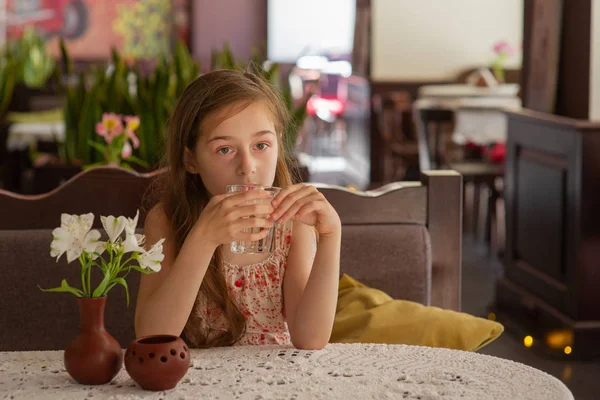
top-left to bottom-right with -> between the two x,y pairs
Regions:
237,151 -> 256,176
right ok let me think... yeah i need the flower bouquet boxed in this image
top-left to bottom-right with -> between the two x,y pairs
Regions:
39,210 -> 164,385
40,210 -> 163,302
87,113 -> 148,169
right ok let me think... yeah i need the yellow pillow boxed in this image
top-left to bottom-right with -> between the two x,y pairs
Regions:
330,274 -> 503,351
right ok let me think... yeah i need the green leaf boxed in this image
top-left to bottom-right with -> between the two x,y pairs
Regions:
59,37 -> 73,77
23,47 -> 55,88
119,162 -> 134,170
106,278 -> 129,306
88,140 -> 106,157
129,265 -> 155,275
92,270 -> 113,298
38,279 -> 83,297
264,62 -> 280,88
124,155 -> 148,168
221,42 -> 237,70
0,61 -> 16,119
82,161 -> 105,170
79,85 -> 103,163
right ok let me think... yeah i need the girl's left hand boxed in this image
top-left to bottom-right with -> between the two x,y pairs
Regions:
270,184 -> 341,237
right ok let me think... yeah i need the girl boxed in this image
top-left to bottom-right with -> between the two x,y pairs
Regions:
135,69 -> 341,350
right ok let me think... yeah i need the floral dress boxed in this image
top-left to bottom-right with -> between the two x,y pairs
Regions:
184,222 -> 293,346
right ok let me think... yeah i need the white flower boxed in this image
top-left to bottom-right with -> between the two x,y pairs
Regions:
124,210 -> 139,235
100,215 -> 127,243
122,210 -> 145,253
50,213 -> 104,263
138,239 -> 165,272
123,232 -> 145,254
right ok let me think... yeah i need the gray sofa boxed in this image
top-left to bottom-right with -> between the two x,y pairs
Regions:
0,168 -> 462,351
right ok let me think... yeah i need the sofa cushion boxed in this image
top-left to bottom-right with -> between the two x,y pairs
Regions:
331,274 -> 503,351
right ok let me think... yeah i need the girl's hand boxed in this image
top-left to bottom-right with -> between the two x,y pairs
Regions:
192,190 -> 275,248
270,184 -> 341,237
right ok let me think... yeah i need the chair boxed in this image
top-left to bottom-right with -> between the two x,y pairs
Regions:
0,170 -> 462,350
316,170 -> 462,309
0,166 -> 166,230
413,105 -> 504,244
374,92 -> 420,183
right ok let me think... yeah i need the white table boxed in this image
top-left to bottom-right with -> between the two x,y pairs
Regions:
0,343 -> 573,399
6,121 -> 65,151
415,84 -> 522,146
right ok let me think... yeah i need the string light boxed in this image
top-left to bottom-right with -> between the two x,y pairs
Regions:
523,336 -> 534,348
545,329 -> 573,349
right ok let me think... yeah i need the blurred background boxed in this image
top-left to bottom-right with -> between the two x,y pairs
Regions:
1,1 -> 600,398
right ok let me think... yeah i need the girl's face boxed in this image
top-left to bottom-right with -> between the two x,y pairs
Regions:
186,101 -> 280,196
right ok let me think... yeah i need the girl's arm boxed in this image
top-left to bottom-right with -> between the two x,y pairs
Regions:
272,184 -> 342,350
134,205 -> 216,337
283,222 -> 341,350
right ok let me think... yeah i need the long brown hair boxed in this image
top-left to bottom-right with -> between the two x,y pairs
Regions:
159,69 -> 295,347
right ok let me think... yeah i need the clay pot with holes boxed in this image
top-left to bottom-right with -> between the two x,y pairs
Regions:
124,335 -> 190,391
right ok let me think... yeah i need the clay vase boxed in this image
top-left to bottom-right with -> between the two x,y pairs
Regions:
125,335 -> 190,391
64,297 -> 123,385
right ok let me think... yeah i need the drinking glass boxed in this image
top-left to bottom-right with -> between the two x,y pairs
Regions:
225,184 -> 280,254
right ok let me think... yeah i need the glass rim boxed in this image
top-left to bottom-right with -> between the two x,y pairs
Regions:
226,184 -> 281,192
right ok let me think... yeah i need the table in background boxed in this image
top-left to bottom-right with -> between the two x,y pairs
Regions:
414,84 -> 521,159
1,119 -> 65,193
6,121 -> 65,152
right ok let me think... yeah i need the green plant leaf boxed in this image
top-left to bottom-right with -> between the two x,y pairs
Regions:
264,62 -> 280,88
125,155 -> 148,167
59,37 -> 73,77
23,46 -> 55,88
0,60 -> 16,120
38,279 -> 83,297
88,140 -> 106,157
128,265 -> 155,275
92,269 -> 113,298
82,161 -> 105,170
106,278 -> 129,306
77,84 -> 102,163
221,42 -> 237,70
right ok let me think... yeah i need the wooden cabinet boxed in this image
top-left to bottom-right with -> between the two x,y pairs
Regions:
496,109 -> 600,358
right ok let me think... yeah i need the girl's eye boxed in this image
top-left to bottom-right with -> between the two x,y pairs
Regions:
217,147 -> 232,155
255,142 -> 269,151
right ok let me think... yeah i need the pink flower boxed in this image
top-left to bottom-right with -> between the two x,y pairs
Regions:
493,40 -> 514,56
121,142 -> 132,159
126,130 -> 140,149
124,116 -> 140,132
124,116 -> 141,149
95,113 -> 124,144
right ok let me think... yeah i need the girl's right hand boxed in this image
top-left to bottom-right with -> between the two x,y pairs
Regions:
191,190 -> 276,248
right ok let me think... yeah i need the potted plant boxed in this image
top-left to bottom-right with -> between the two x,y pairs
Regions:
59,39 -> 199,170
39,210 -> 164,385
86,112 -> 147,170
2,27 -> 56,113
490,40 -> 515,84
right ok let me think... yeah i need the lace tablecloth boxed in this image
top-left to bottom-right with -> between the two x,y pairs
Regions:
0,343 -> 573,400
